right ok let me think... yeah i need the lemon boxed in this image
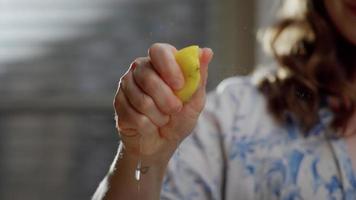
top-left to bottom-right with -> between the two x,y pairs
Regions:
175,45 -> 201,103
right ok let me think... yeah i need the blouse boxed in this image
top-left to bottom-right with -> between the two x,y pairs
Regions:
160,71 -> 356,200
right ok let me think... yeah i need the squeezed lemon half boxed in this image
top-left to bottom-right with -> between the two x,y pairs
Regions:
174,45 -> 201,103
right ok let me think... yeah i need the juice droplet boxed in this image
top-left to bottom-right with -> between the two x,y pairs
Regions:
135,136 -> 143,193
135,160 -> 141,181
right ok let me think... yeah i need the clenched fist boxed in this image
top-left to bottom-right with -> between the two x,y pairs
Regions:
114,43 -> 213,162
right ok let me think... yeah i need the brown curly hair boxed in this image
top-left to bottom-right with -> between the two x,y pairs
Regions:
259,0 -> 356,134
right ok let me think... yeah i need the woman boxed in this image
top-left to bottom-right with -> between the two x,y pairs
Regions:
93,0 -> 356,199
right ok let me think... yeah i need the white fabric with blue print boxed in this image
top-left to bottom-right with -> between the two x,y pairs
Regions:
161,73 -> 356,200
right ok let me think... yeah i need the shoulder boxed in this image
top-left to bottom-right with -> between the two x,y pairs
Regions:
207,65 -> 277,112
205,75 -> 263,115
203,66 -> 289,143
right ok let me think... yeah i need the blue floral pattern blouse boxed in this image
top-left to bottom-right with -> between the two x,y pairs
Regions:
160,73 -> 356,200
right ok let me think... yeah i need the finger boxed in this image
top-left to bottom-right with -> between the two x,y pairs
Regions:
121,68 -> 170,127
148,43 -> 184,90
133,58 -> 183,115
114,89 -> 159,139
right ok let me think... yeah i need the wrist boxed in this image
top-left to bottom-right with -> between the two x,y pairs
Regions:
118,141 -> 173,166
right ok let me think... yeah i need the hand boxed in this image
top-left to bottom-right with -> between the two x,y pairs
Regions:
114,43 -> 213,162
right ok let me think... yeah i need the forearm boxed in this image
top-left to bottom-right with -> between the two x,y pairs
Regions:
92,142 -> 170,200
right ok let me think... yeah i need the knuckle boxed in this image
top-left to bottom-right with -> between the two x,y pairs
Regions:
131,57 -> 149,74
113,97 -> 119,109
133,56 -> 145,62
132,62 -> 150,82
116,80 -> 122,89
119,75 -> 128,89
116,115 -> 128,130
113,92 -> 122,109
132,67 -> 143,84
139,74 -> 157,93
169,103 -> 182,113
133,57 -> 148,65
158,115 -> 170,127
116,118 -> 124,129
165,97 -> 182,114
137,93 -> 154,111
149,43 -> 175,58
149,43 -> 163,54
113,87 -> 125,109
136,115 -> 151,130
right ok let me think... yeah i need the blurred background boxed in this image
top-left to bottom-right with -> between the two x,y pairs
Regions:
0,0 -> 278,199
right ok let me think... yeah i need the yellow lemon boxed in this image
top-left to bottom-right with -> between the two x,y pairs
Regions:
175,45 -> 200,103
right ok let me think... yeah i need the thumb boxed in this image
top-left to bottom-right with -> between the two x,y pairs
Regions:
199,48 -> 214,88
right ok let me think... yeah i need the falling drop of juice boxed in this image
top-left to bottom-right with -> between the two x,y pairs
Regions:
135,160 -> 141,181
135,136 -> 142,193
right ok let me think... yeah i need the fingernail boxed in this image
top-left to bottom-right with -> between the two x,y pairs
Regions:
130,62 -> 137,70
203,47 -> 213,54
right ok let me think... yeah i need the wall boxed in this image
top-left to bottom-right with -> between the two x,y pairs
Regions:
207,0 -> 256,89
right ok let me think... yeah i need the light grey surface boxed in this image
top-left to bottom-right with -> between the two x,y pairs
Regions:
0,0 -> 119,64
207,0 -> 256,89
